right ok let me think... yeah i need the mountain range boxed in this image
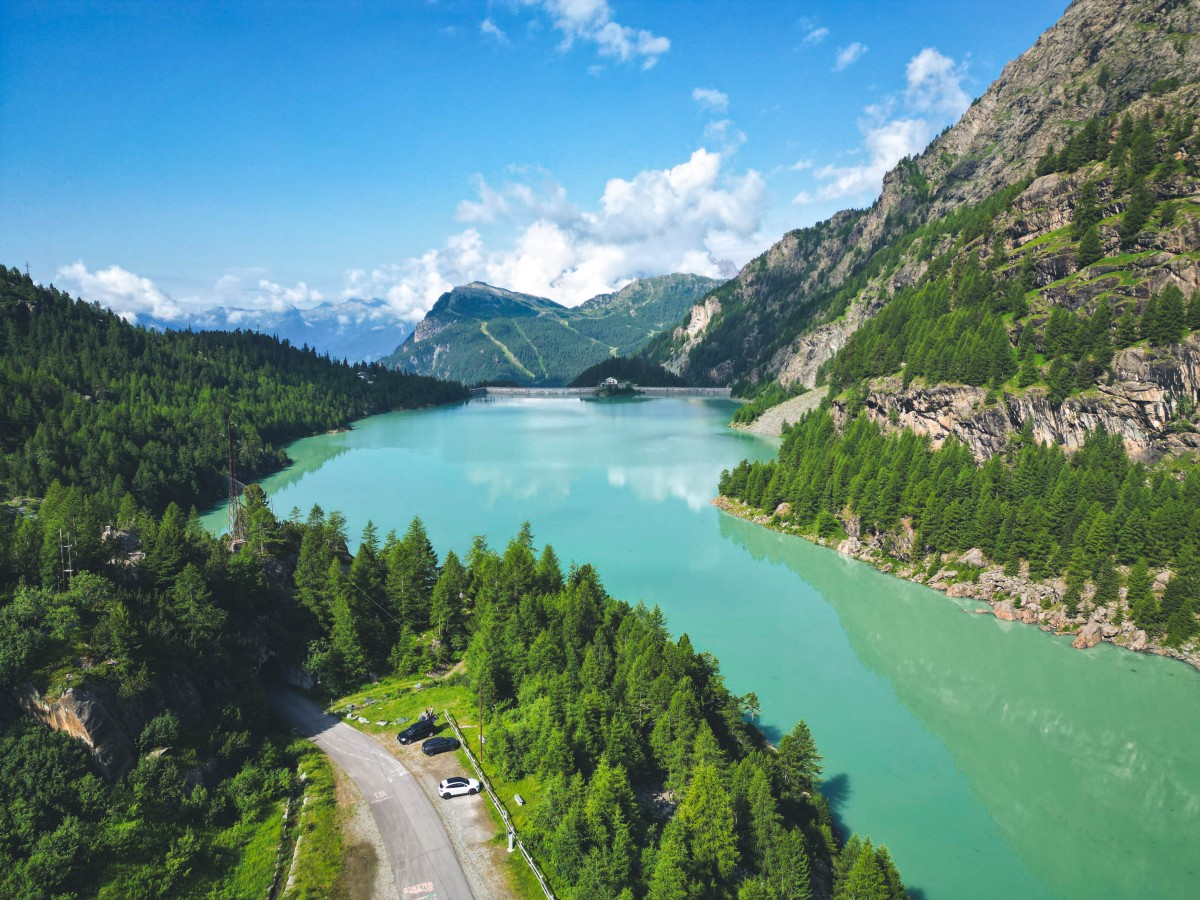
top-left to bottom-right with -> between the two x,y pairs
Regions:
147,296 -> 411,363
385,273 -> 719,385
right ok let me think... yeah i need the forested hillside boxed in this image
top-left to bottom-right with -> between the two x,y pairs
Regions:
387,275 -> 717,386
0,484 -> 905,899
720,409 -> 1200,651
569,356 -> 686,387
0,267 -> 467,513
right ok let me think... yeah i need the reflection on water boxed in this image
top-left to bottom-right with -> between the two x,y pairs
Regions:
466,465 -> 576,504
606,465 -> 717,512
717,512 -> 1200,898
264,438 -> 353,494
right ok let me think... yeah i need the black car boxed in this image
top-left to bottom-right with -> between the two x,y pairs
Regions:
397,717 -> 437,745
421,736 -> 460,756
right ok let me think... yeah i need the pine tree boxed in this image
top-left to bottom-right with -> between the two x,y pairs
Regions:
777,720 -> 823,799
1126,558 -> 1157,631
1120,180 -> 1156,248
1063,546 -> 1089,617
1151,285 -> 1186,346
1071,181 -> 1101,240
678,764 -> 739,882
1077,224 -> 1104,267
837,839 -> 890,900
429,550 -> 469,653
1115,309 -> 1139,346
1093,557 -> 1120,607
647,819 -> 692,900
386,517 -> 439,631
1188,291 -> 1200,331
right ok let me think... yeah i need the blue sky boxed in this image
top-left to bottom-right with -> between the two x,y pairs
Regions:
0,0 -> 1066,325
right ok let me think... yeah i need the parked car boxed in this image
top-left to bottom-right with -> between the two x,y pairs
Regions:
397,717 -> 437,745
422,736 -> 460,756
438,776 -> 480,799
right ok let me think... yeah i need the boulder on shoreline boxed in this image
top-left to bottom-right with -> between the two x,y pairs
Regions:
1073,621 -> 1104,649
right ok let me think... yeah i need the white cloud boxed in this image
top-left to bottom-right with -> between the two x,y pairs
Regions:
346,146 -> 768,318
56,261 -> 185,323
796,47 -> 969,205
521,0 -> 670,69
790,158 -> 813,171
905,47 -> 970,118
455,170 -> 576,225
802,117 -> 930,203
480,18 -> 509,43
834,41 -> 867,71
692,87 -> 729,112
703,119 -> 746,153
254,279 -> 324,311
802,26 -> 829,46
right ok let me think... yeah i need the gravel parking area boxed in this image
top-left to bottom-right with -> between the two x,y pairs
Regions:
371,728 -> 514,900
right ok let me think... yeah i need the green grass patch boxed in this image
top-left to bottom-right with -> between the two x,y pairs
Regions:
328,671 -> 479,740
210,804 -> 287,898
283,741 -> 342,899
472,775 -> 548,900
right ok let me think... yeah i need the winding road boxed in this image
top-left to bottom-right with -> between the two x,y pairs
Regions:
268,684 -> 476,900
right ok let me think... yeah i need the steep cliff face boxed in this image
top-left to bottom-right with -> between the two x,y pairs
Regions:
14,683 -> 134,778
664,0 -> 1200,392
836,335 -> 1200,461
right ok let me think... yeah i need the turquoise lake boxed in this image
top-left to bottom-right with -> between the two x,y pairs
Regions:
203,396 -> 1200,898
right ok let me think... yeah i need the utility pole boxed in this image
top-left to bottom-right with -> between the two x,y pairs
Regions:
59,527 -> 74,589
226,416 -> 244,542
24,262 -> 30,278
479,682 -> 484,761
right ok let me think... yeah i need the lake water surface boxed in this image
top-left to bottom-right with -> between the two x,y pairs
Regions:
203,397 -> 1200,898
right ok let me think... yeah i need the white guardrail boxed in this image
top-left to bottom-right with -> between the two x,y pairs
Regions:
444,711 -> 556,900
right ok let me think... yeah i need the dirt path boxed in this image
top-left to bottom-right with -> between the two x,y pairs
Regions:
732,386 -> 828,437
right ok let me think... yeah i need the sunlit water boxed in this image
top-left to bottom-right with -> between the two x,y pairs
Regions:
203,397 -> 1200,899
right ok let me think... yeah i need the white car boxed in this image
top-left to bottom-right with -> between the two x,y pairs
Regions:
438,776 -> 481,799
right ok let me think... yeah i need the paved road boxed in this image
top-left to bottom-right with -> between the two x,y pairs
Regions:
268,684 -> 476,900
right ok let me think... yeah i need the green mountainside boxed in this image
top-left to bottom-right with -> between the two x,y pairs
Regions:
386,274 -> 719,385
655,0 -> 1200,428
0,267 -> 468,513
700,0 -> 1200,665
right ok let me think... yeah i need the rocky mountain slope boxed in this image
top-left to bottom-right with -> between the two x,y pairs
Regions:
693,0 -> 1200,669
655,0 -> 1200,434
386,273 -> 718,385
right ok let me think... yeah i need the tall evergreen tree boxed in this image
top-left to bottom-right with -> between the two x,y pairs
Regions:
1077,224 -> 1104,267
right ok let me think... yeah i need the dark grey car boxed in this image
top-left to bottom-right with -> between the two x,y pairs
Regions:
421,736 -> 460,756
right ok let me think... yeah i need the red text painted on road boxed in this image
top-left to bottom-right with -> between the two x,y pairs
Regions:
403,883 -> 435,896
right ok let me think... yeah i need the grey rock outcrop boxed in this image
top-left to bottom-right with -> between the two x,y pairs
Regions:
834,335 -> 1200,462
14,683 -> 134,778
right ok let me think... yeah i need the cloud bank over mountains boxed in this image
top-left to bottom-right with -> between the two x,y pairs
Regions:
795,47 -> 970,205
55,34 -> 971,357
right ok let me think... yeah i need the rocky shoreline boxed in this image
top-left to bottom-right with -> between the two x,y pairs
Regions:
713,495 -> 1200,672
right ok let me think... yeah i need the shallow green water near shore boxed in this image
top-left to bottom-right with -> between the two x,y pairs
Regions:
204,397 -> 1200,898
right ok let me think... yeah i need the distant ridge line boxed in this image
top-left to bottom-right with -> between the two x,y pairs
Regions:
471,386 -> 734,398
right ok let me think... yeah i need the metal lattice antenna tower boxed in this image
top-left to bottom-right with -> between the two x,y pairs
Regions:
227,417 -> 245,541
59,527 -> 74,588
